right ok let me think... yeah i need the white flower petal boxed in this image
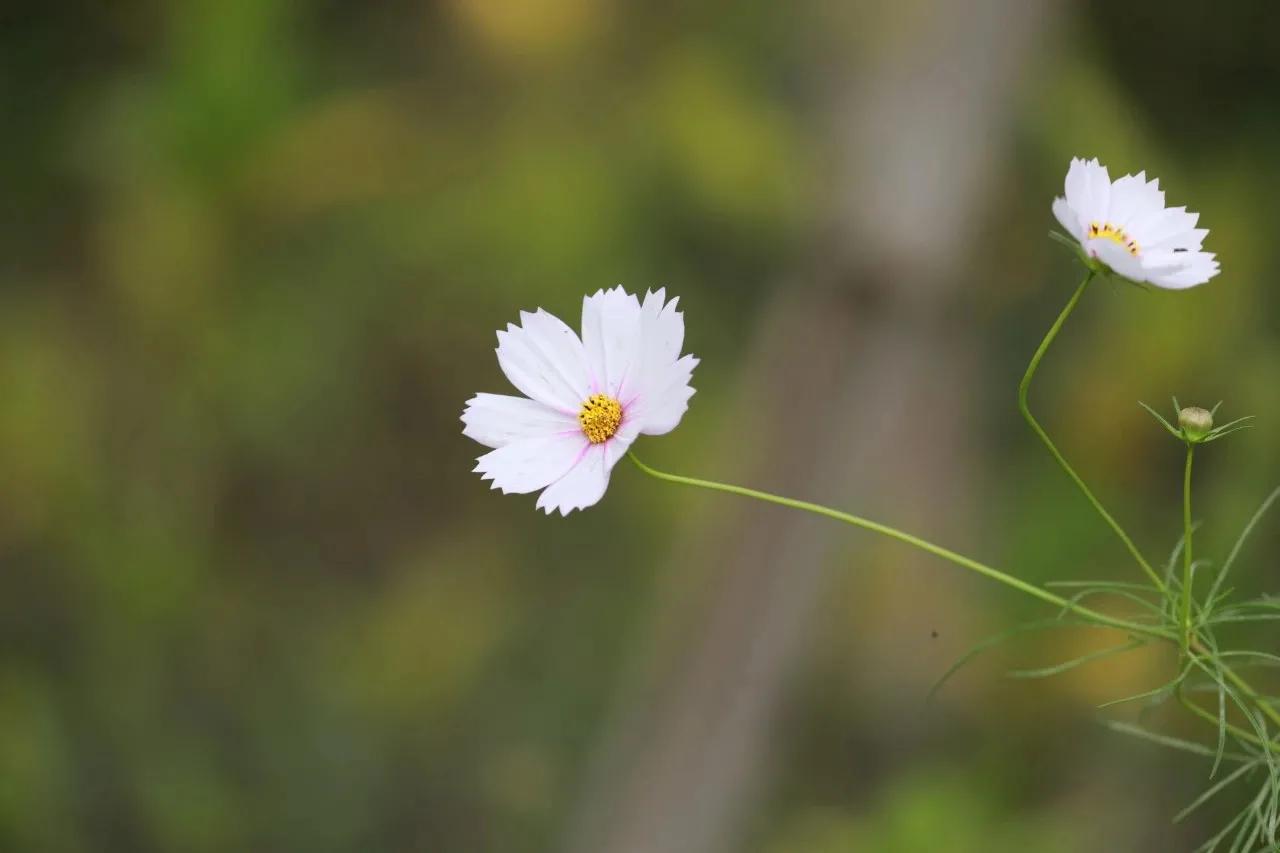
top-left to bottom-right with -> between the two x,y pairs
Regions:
1148,270 -> 1210,290
1107,172 -> 1158,231
1063,157 -> 1091,220
1052,197 -> 1081,240
461,393 -> 579,449
535,444 -> 612,515
1147,227 -> 1208,253
467,286 -> 699,515
544,422 -> 638,515
495,310 -> 591,413
629,355 -> 699,436
581,286 -> 643,398
1124,173 -> 1165,228
1147,252 -> 1219,290
1083,158 -> 1111,222
1089,240 -> 1146,283
1055,158 -> 1218,289
639,288 -> 685,366
604,420 -> 641,468
474,432 -> 588,495
1128,206 -> 1197,247
523,308 -> 593,391
615,288 -> 699,436
1141,249 -> 1199,270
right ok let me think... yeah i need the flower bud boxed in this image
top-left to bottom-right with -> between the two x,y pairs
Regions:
1178,406 -> 1214,441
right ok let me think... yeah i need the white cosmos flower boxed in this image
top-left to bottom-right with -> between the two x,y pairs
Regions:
462,287 -> 698,516
1052,157 -> 1220,289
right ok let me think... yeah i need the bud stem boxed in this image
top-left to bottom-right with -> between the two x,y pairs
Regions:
1182,445 -> 1194,653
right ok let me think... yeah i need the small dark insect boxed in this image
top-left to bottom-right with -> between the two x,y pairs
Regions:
930,630 -> 939,639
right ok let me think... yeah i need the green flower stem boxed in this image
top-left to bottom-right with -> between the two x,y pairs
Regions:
1021,272 -> 1280,739
1018,271 -> 1167,593
1183,444 -> 1195,653
626,452 -> 1171,640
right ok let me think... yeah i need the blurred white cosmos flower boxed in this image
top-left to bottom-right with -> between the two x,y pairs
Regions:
1052,157 -> 1219,289
462,287 -> 698,515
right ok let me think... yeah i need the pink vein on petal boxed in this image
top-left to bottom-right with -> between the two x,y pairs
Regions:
544,441 -> 592,491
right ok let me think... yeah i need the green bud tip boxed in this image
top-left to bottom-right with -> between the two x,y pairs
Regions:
1178,406 -> 1214,440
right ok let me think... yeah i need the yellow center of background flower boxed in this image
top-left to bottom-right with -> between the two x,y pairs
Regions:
1087,221 -> 1140,256
579,393 -> 622,444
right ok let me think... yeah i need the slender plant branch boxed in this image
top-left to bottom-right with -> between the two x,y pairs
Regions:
1177,684 -> 1280,752
626,452 -> 1171,640
627,452 -> 1280,735
1017,271 -> 1167,593
1019,276 -> 1280,743
1183,444 -> 1195,653
1196,639 -> 1280,732
628,266 -> 1280,759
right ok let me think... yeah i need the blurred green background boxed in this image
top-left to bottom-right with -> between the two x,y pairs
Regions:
2,1 -> 1279,851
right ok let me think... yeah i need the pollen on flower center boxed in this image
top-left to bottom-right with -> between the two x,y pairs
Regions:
578,393 -> 623,444
1088,221 -> 1140,256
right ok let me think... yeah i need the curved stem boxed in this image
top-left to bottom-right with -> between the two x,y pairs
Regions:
1018,272 -> 1167,593
1183,444 -> 1195,652
626,452 -> 1171,640
1020,275 -> 1280,744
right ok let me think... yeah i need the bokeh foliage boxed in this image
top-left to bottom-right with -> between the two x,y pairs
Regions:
1,1 -> 1279,850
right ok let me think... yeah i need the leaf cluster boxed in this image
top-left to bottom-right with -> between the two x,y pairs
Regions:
933,486 -> 1280,851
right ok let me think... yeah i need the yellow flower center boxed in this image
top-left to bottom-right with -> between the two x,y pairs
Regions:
579,393 -> 622,444
1087,221 -> 1140,256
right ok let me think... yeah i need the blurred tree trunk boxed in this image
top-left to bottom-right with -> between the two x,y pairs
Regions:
566,3 -> 1056,851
